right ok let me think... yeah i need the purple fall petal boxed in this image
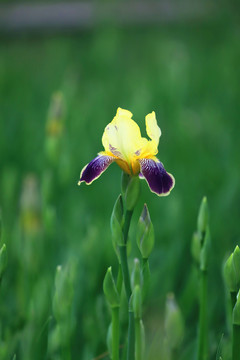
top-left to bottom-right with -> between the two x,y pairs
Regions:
79,155 -> 115,185
139,158 -> 175,196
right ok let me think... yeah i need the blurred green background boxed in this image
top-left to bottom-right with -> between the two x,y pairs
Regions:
0,3 -> 240,359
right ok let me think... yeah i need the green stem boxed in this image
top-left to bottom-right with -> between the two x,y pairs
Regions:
127,311 -> 135,360
135,318 -> 143,360
172,348 -> 178,360
142,258 -> 150,301
116,264 -> 122,295
197,270 -> 208,360
123,210 -> 133,245
119,209 -> 134,360
61,344 -> 71,360
142,258 -> 148,267
116,265 -> 123,296
231,291 -> 237,312
119,209 -> 133,300
232,324 -> 240,360
119,245 -> 131,300
119,245 -> 135,360
112,307 -> 120,360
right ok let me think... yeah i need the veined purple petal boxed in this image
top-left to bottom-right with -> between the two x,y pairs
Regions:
78,155 -> 115,185
139,158 -> 175,196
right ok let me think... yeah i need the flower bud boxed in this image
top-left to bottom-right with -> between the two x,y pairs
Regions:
224,254 -> 236,292
200,226 -> 211,272
191,231 -> 201,265
45,92 -> 65,166
52,265 -> 63,321
224,246 -> 240,293
136,204 -> 155,259
0,244 -> 7,279
165,293 -> 184,350
233,290 -> 240,325
110,195 -> 124,248
46,92 -> 64,136
20,174 -> 41,236
233,246 -> 240,289
54,265 -> 62,289
131,258 -> 142,290
125,176 -> 140,211
197,196 -> 208,237
103,267 -> 120,308
132,285 -> 142,319
52,264 -> 75,323
0,210 -> 2,241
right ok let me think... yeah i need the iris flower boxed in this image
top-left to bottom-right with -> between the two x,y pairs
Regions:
78,108 -> 175,196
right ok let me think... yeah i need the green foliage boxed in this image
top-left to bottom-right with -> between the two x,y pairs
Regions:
164,293 -> 184,351
0,244 -> 7,280
0,14 -> 240,359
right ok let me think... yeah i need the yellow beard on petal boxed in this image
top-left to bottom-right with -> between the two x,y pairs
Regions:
116,157 -> 140,176
131,159 -> 141,175
115,159 -> 131,174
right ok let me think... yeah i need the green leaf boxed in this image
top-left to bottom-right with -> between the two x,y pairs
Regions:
111,195 -> 124,248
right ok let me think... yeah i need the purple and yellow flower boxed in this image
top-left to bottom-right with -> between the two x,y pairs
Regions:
78,108 -> 175,196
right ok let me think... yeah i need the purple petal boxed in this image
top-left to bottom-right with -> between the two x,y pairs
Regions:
78,155 -> 115,185
139,158 -> 175,196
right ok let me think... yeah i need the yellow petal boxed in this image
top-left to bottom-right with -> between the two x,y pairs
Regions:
115,107 -> 133,118
145,111 -> 161,149
102,108 -> 146,163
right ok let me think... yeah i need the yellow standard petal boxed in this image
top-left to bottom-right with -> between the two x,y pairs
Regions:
102,108 -> 148,173
138,111 -> 161,159
146,111 -> 161,149
101,108 -> 162,175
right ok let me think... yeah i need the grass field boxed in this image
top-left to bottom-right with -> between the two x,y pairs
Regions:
0,15 -> 240,359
